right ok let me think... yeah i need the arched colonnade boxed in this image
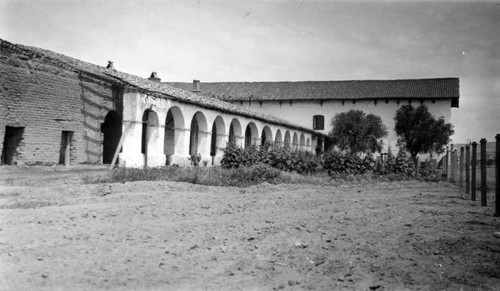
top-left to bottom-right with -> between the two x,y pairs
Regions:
118,92 -> 318,167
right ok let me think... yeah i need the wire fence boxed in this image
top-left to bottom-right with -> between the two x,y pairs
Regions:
441,134 -> 500,217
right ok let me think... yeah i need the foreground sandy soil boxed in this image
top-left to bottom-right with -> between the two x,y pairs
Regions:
1,166 -> 500,290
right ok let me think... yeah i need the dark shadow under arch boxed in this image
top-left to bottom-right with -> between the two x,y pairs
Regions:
101,111 -> 122,164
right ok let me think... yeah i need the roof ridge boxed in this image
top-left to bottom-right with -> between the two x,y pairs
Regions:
165,77 -> 460,84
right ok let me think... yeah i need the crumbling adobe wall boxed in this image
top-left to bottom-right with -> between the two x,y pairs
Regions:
0,46 -> 120,165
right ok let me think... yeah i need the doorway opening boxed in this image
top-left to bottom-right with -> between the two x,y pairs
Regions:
101,111 -> 122,164
59,131 -> 74,165
1,126 -> 24,165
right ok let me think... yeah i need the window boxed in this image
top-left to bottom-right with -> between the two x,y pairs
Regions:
313,115 -> 324,130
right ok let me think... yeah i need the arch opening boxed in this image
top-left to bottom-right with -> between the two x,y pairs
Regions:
102,110 -> 122,164
189,112 -> 208,156
141,109 -> 159,166
210,116 -> 226,157
284,131 -> 291,148
228,118 -> 242,146
164,106 -> 185,158
244,122 -> 258,148
275,129 -> 283,148
292,132 -> 299,151
261,126 -> 273,148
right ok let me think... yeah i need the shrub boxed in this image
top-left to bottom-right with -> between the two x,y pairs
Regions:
323,151 -> 376,175
228,163 -> 283,187
382,150 -> 417,177
267,147 -> 320,174
189,153 -> 202,166
221,144 -> 321,174
220,143 -> 260,168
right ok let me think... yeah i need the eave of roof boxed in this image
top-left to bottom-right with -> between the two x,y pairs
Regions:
0,38 -> 326,136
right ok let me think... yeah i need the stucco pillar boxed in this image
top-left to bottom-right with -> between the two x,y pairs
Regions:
119,92 -> 144,168
235,136 -> 244,148
119,120 -> 144,168
171,127 -> 190,166
146,123 -> 166,167
198,131 -> 211,164
213,133 -> 229,165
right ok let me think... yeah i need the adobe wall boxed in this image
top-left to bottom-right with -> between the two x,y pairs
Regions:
0,48 -> 120,165
230,98 -> 453,154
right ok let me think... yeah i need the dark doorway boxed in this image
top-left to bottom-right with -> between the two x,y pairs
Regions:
102,111 -> 122,164
1,126 -> 24,165
261,130 -> 267,146
59,131 -> 74,165
229,123 -> 235,145
210,122 -> 217,157
141,109 -> 159,168
164,110 -> 175,157
245,126 -> 252,148
189,117 -> 199,155
141,111 -> 149,155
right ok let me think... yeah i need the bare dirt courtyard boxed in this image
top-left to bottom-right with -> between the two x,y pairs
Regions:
1,166 -> 500,290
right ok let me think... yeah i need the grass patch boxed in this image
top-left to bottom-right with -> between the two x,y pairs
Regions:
85,164 -> 333,187
84,163 -> 442,187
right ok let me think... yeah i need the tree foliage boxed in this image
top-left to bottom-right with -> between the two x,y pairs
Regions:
394,104 -> 454,161
329,110 -> 388,154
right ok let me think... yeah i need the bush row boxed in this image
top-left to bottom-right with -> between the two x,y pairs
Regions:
322,151 -> 376,175
221,143 -> 321,174
221,143 -> 437,179
87,146 -> 439,187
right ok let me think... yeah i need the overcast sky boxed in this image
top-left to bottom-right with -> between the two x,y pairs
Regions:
1,0 -> 498,144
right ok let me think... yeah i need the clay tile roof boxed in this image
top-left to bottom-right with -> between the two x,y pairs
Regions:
0,39 -> 323,135
166,78 -> 460,108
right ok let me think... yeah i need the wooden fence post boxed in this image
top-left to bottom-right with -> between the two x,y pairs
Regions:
495,134 -> 500,217
472,142 -> 477,201
465,145 -> 470,194
480,138 -> 487,206
460,147 -> 464,188
444,146 -> 449,178
453,149 -> 458,183
450,144 -> 455,182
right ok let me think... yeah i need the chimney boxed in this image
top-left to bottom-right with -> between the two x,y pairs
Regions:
149,72 -> 161,82
106,61 -> 115,70
193,79 -> 201,93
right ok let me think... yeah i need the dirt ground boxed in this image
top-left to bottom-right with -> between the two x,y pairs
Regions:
1,166 -> 500,290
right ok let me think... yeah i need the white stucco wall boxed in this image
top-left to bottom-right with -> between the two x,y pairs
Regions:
118,92 -> 317,168
229,98 -> 454,154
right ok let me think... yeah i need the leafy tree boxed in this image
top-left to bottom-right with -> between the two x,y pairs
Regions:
329,110 -> 388,154
394,104 -> 454,162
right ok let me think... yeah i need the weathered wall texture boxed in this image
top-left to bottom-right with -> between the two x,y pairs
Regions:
230,98 -> 453,153
0,45 -> 318,167
0,49 -> 120,165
